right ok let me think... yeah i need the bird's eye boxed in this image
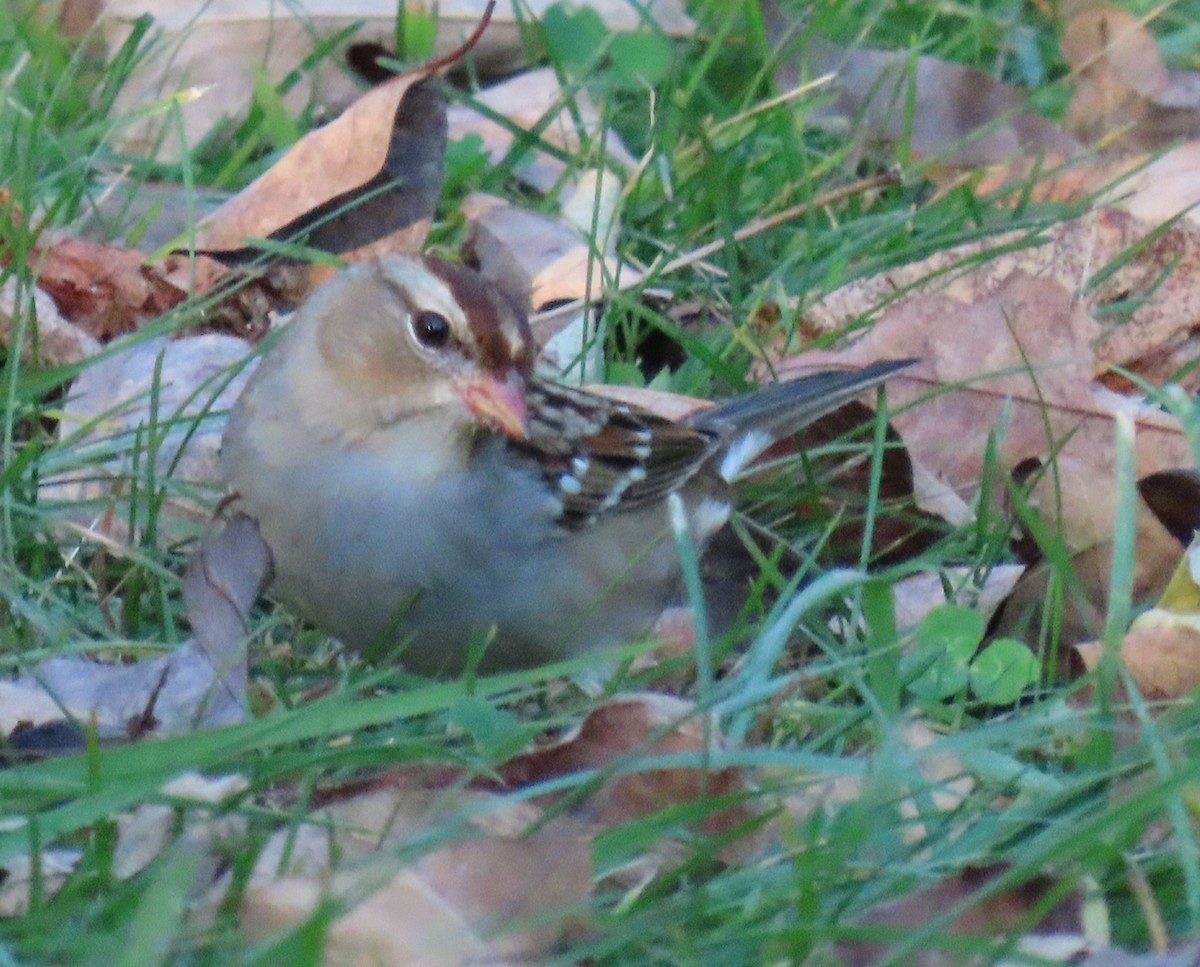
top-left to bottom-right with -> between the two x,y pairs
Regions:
412,310 -> 452,349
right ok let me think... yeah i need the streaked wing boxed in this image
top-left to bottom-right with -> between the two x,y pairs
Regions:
509,380 -> 718,528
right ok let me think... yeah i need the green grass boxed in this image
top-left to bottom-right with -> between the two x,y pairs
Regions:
4,0 -> 1200,963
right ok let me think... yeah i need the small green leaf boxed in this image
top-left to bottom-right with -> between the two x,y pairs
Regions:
543,3 -> 607,75
969,637 -> 1040,705
909,605 -> 984,700
444,133 -> 489,195
610,32 -> 673,87
251,67 -> 301,149
445,695 -> 524,759
917,605 -> 985,653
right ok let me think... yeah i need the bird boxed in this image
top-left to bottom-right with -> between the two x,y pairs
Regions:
220,254 -> 911,674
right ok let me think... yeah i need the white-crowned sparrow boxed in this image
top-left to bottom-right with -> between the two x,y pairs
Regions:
221,255 -> 910,673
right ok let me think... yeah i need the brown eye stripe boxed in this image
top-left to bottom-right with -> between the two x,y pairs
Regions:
422,257 -> 534,373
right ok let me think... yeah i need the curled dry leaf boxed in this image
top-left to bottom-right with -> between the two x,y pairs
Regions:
194,66 -> 631,274
193,73 -> 447,290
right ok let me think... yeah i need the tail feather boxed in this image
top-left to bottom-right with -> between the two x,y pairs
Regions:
692,358 -> 915,481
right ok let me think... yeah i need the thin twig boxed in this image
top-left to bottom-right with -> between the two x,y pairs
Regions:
410,0 -> 496,76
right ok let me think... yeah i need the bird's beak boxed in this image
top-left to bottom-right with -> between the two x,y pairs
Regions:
458,370 -> 528,439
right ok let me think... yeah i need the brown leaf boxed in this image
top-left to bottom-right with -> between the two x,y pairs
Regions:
766,21 -> 1080,167
242,788 -> 591,964
193,75 -> 434,261
1063,6 -> 1200,152
836,865 -> 1084,967
27,237 -> 186,340
1073,624 -> 1200,700
497,693 -> 760,856
994,498 -> 1184,652
800,208 -> 1200,388
197,75 -> 447,268
790,272 -> 1193,499
996,466 -> 1200,651
183,513 -> 274,713
1113,142 -> 1200,229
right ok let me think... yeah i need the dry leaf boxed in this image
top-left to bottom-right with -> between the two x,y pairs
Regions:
243,788 -> 591,964
1109,142 -> 1200,228
802,208 -> 1200,387
766,21 -> 1080,167
40,333 -> 256,540
1071,533 -> 1200,699
25,236 -> 186,340
791,272 -> 1193,498
193,75 -> 441,268
99,1 -> 692,163
0,274 -> 100,366
498,693 -> 761,859
836,865 -> 1086,967
0,639 -> 246,743
1073,625 -> 1200,700
1063,6 -> 1200,153
992,461 -> 1190,649
199,75 -> 447,273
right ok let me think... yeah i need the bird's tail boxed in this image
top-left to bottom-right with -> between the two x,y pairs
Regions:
691,358 -> 915,482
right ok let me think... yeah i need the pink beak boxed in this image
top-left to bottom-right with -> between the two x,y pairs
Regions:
458,370 -> 528,439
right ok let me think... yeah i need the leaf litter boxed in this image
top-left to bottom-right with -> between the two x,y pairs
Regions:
11,0 -> 1200,962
